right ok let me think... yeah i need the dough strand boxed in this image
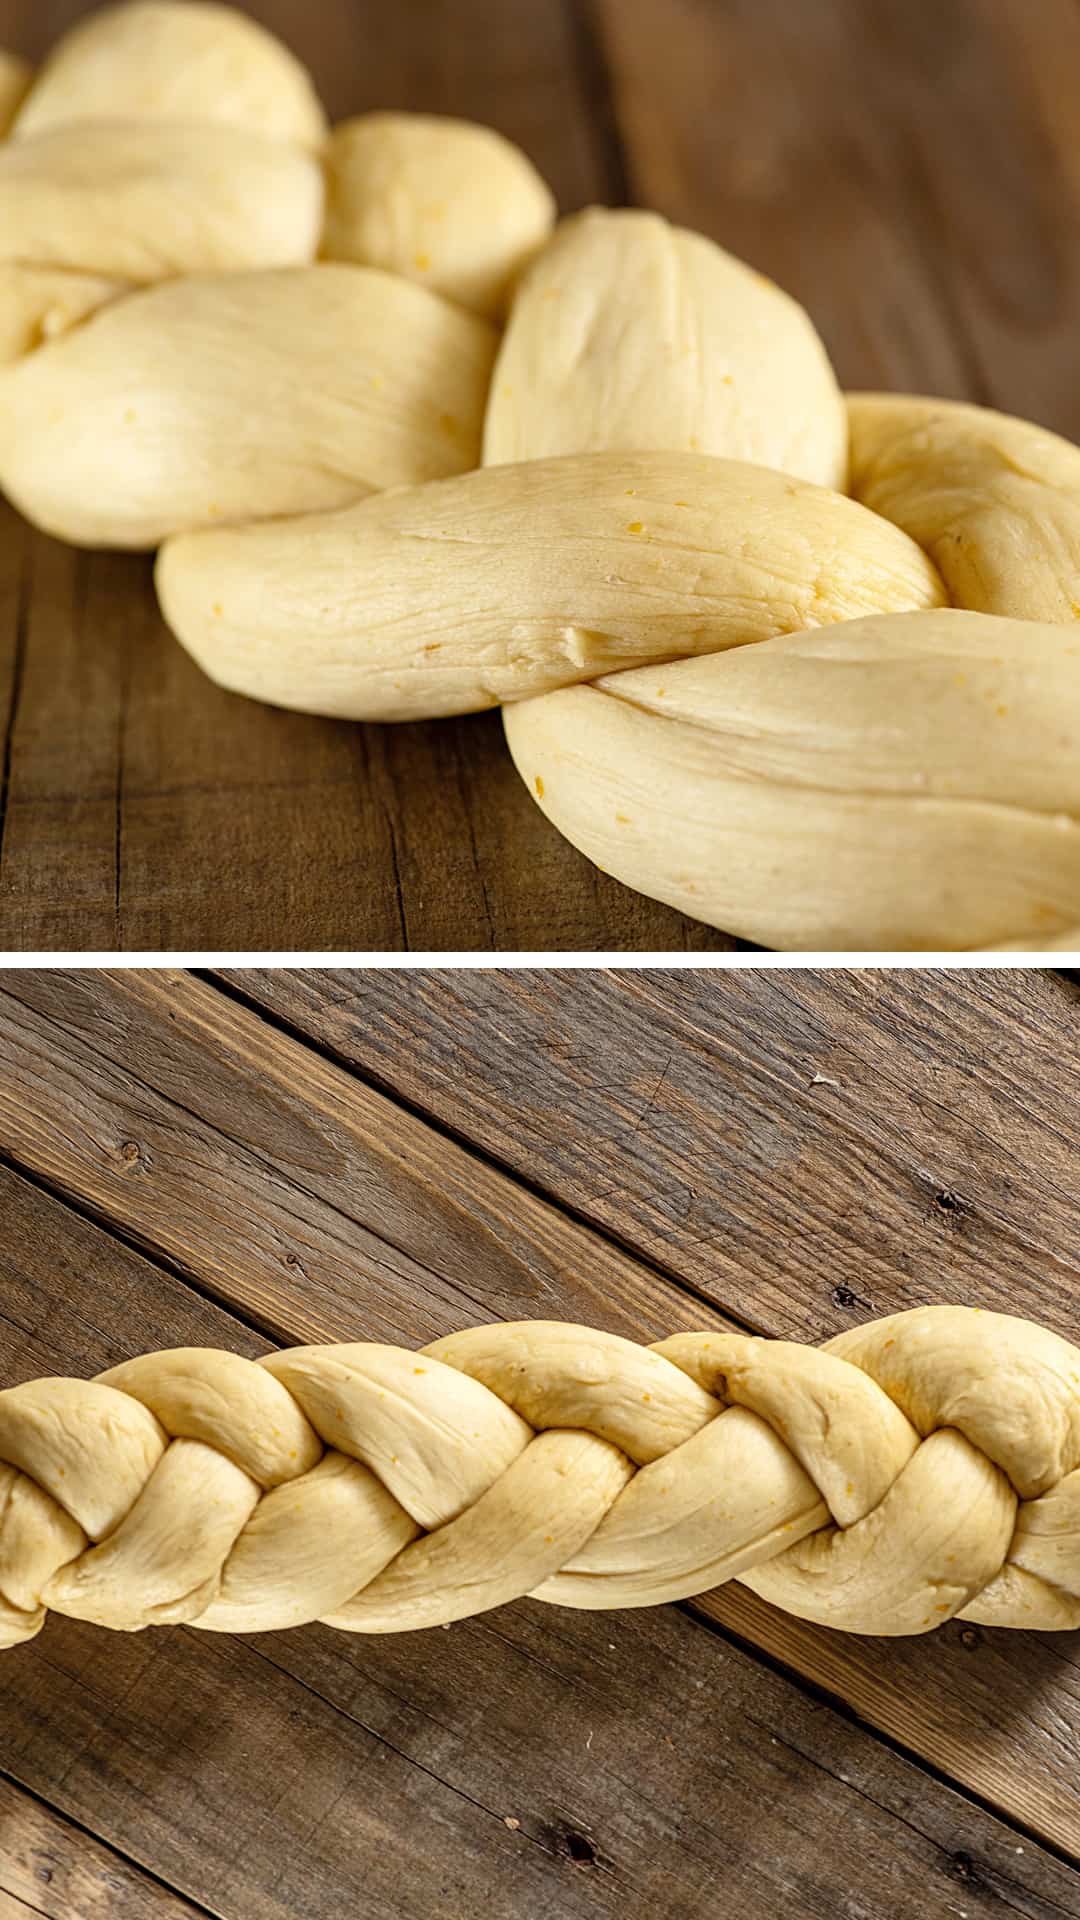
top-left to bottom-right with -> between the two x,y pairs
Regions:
4,1306 -> 1080,1649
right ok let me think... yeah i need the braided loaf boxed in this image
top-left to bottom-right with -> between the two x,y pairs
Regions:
5,4 -> 1080,949
4,1305 -> 1080,1651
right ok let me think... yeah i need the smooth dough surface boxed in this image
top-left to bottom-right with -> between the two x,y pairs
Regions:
0,265 -> 497,548
0,121 -> 324,282
322,112 -> 555,318
484,207 -> 848,490
13,1 -> 326,146
503,608 -> 1080,952
155,450 -> 944,720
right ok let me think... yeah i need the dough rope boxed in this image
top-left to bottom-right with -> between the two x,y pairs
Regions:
4,1305 -> 1080,1650
4,2 -> 1080,949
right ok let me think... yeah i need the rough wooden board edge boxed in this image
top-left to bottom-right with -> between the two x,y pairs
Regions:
0,967 -> 748,1345
0,1774 -> 210,1920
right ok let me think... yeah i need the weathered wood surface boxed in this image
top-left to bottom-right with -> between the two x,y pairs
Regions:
3,0 -> 1080,948
223,966 -> 1080,1340
7,1154 -> 1077,1919
0,1778 -> 205,1920
3,969 -> 1080,1889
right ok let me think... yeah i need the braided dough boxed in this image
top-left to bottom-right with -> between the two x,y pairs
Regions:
155,451 -> 944,720
4,1306 -> 1080,1651
0,123 -> 324,281
6,1 -> 1080,948
503,608 -> 1080,951
1,267 -> 496,548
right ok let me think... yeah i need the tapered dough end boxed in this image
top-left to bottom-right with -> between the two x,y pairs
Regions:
12,1 -> 327,147
505,607 -> 1080,953
322,112 -> 556,319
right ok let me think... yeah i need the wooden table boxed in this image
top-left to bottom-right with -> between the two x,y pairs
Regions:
3,0 -> 1079,952
1,965 -> 1080,1916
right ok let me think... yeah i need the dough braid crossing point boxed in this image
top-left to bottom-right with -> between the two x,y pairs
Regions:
5,4 -> 1080,949
5,1305 -> 1080,1651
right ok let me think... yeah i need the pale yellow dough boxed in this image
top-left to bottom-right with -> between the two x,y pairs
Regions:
12,2 -> 327,147
484,208 -> 849,490
10,0 -> 1080,956
0,265 -> 128,366
0,9 -> 327,396
502,608 -> 1080,952
323,112 -> 556,318
155,450 -> 943,721
0,266 -> 497,548
0,122 -> 324,282
4,1305 -> 1080,1648
849,392 -> 1080,619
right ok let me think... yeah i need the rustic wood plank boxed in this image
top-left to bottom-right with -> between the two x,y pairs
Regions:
2,1159 -> 1078,1919
0,966 -> 709,1346
0,0 -> 732,952
0,1778 -> 207,1920
0,542 -> 131,951
4,969 -> 1080,1856
221,967 -> 1080,1345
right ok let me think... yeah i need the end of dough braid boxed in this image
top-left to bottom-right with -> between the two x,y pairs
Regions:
4,1306 -> 1080,1649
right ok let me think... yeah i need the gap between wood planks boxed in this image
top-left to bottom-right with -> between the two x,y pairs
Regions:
0,970 -> 758,1346
200,968 -> 771,1342
2,973 -> 1080,1871
1,1157 -> 1077,1920
0,1773 -> 211,1920
211,966 -> 1080,1349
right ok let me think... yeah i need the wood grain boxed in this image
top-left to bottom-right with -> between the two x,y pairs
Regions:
2,1156 -> 1079,1920
0,966 -> 717,1346
0,0 -> 735,952
0,1780 -> 206,1920
4,971 -> 1080,1860
222,967 -> 1080,1342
